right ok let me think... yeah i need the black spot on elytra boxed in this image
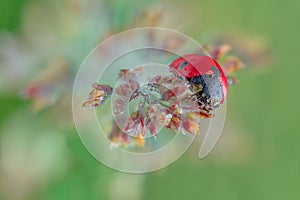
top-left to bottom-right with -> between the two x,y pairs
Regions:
179,61 -> 189,70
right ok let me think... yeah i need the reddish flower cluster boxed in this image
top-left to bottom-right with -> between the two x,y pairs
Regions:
81,42 -> 262,148
83,67 -> 217,147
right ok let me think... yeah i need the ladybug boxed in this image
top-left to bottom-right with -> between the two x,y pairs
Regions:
169,54 -> 228,113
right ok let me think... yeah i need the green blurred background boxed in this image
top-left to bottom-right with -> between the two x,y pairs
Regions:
0,0 -> 299,199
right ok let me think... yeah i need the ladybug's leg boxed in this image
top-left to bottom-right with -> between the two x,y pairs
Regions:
190,83 -> 203,94
188,76 -> 205,94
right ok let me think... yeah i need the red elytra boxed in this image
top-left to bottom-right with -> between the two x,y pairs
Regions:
169,54 -> 228,102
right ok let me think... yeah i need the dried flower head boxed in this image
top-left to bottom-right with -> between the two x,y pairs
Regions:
82,84 -> 113,108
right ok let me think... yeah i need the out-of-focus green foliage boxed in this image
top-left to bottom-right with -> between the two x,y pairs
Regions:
0,0 -> 26,32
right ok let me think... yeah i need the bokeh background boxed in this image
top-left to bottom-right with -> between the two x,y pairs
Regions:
0,0 -> 299,199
